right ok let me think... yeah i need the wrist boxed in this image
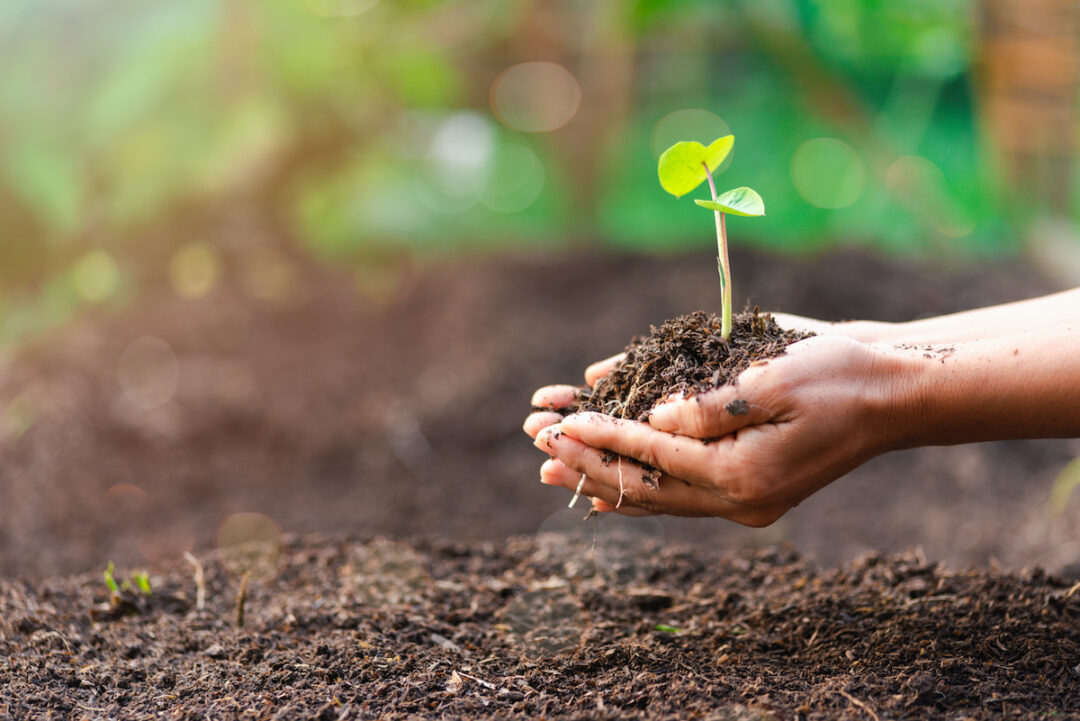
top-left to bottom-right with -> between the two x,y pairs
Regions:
861,342 -> 932,453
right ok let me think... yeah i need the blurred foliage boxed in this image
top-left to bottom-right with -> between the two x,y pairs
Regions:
1,0 -> 1078,341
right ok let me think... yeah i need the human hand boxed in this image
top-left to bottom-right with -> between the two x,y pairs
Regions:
524,352 -> 658,516
529,335 -> 914,526
771,312 -> 892,342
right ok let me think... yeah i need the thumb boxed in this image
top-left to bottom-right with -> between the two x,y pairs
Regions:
647,384 -> 772,438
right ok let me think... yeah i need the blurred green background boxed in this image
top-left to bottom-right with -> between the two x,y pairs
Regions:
2,0 -> 1078,342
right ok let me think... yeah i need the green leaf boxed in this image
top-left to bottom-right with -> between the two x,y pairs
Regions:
657,135 -> 734,198
694,187 -> 765,217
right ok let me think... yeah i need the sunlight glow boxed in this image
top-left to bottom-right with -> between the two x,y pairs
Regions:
491,62 -> 581,133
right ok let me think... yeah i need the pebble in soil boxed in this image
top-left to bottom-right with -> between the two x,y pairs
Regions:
572,310 -> 813,422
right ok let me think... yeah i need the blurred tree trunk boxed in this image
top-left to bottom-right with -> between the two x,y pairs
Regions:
976,0 -> 1080,214
502,0 -> 637,238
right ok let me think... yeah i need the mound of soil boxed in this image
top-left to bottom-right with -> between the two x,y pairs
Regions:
575,310 -> 812,421
2,534 -> 1079,720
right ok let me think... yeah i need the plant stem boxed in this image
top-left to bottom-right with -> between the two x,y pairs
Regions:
703,162 -> 732,339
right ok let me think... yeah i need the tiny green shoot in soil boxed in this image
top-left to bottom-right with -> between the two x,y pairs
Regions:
103,561 -> 152,599
657,135 -> 764,340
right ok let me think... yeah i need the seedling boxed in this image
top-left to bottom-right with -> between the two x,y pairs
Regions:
657,135 -> 764,340
102,561 -> 153,601
103,561 -> 120,599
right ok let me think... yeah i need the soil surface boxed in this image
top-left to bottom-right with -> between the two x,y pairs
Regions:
3,233 -> 1080,718
2,239 -> 1080,582
575,310 -> 812,421
2,240 -> 1080,578
3,534 -> 1079,720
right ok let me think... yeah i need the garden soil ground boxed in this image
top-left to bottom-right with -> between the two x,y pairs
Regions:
2,236 -> 1080,717
3,535 -> 1080,720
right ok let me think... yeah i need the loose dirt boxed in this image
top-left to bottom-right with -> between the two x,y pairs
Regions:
2,534 -> 1078,720
2,245 -> 1079,581
575,310 -> 812,421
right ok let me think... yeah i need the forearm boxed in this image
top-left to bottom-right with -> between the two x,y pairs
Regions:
889,322 -> 1080,447
870,288 -> 1080,344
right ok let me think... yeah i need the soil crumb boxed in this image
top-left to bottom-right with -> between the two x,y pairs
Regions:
574,310 -> 811,421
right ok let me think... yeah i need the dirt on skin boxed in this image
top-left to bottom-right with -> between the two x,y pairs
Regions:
2,533 -> 1079,720
574,310 -> 812,422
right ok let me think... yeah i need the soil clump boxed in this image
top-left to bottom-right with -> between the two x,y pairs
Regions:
574,310 -> 812,421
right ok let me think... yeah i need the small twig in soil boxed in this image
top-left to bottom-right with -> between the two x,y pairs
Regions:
183,551 -> 206,610
1064,580 -> 1080,602
836,690 -> 880,721
236,571 -> 250,628
454,669 -> 499,691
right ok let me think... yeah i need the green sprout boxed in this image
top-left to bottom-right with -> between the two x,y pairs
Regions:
657,135 -> 765,340
103,561 -> 152,598
103,561 -> 119,596
654,624 -> 685,635
133,571 -> 152,596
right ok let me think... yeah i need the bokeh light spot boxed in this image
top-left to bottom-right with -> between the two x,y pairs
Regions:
790,137 -> 865,209
415,112 -> 494,214
886,155 -> 975,238
117,336 -> 179,410
104,483 -> 149,513
339,539 -> 427,605
500,585 -> 585,658
533,507 -> 667,584
169,242 -> 222,299
480,141 -> 545,213
71,250 -> 121,303
491,62 -> 581,133
651,109 -> 731,160
216,512 -> 283,580
241,249 -> 303,306
301,0 -> 381,18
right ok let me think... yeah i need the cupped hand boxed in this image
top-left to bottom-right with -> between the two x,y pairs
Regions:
530,335 -> 914,526
524,352 -> 652,514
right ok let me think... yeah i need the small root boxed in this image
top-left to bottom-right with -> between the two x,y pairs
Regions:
616,456 -> 625,509
568,473 -> 587,508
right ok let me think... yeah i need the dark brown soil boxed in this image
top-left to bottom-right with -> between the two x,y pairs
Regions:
3,534 -> 1079,720
3,233 -> 1080,718
575,310 -> 812,421
2,241 -> 1080,584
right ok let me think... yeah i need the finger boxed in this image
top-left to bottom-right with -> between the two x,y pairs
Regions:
530,385 -> 581,410
537,427 -> 784,525
540,457 -> 640,510
557,412 -> 730,487
535,425 -> 722,515
591,498 -> 654,517
523,411 -> 563,439
543,460 -> 655,516
585,353 -> 626,386
647,381 -> 773,438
